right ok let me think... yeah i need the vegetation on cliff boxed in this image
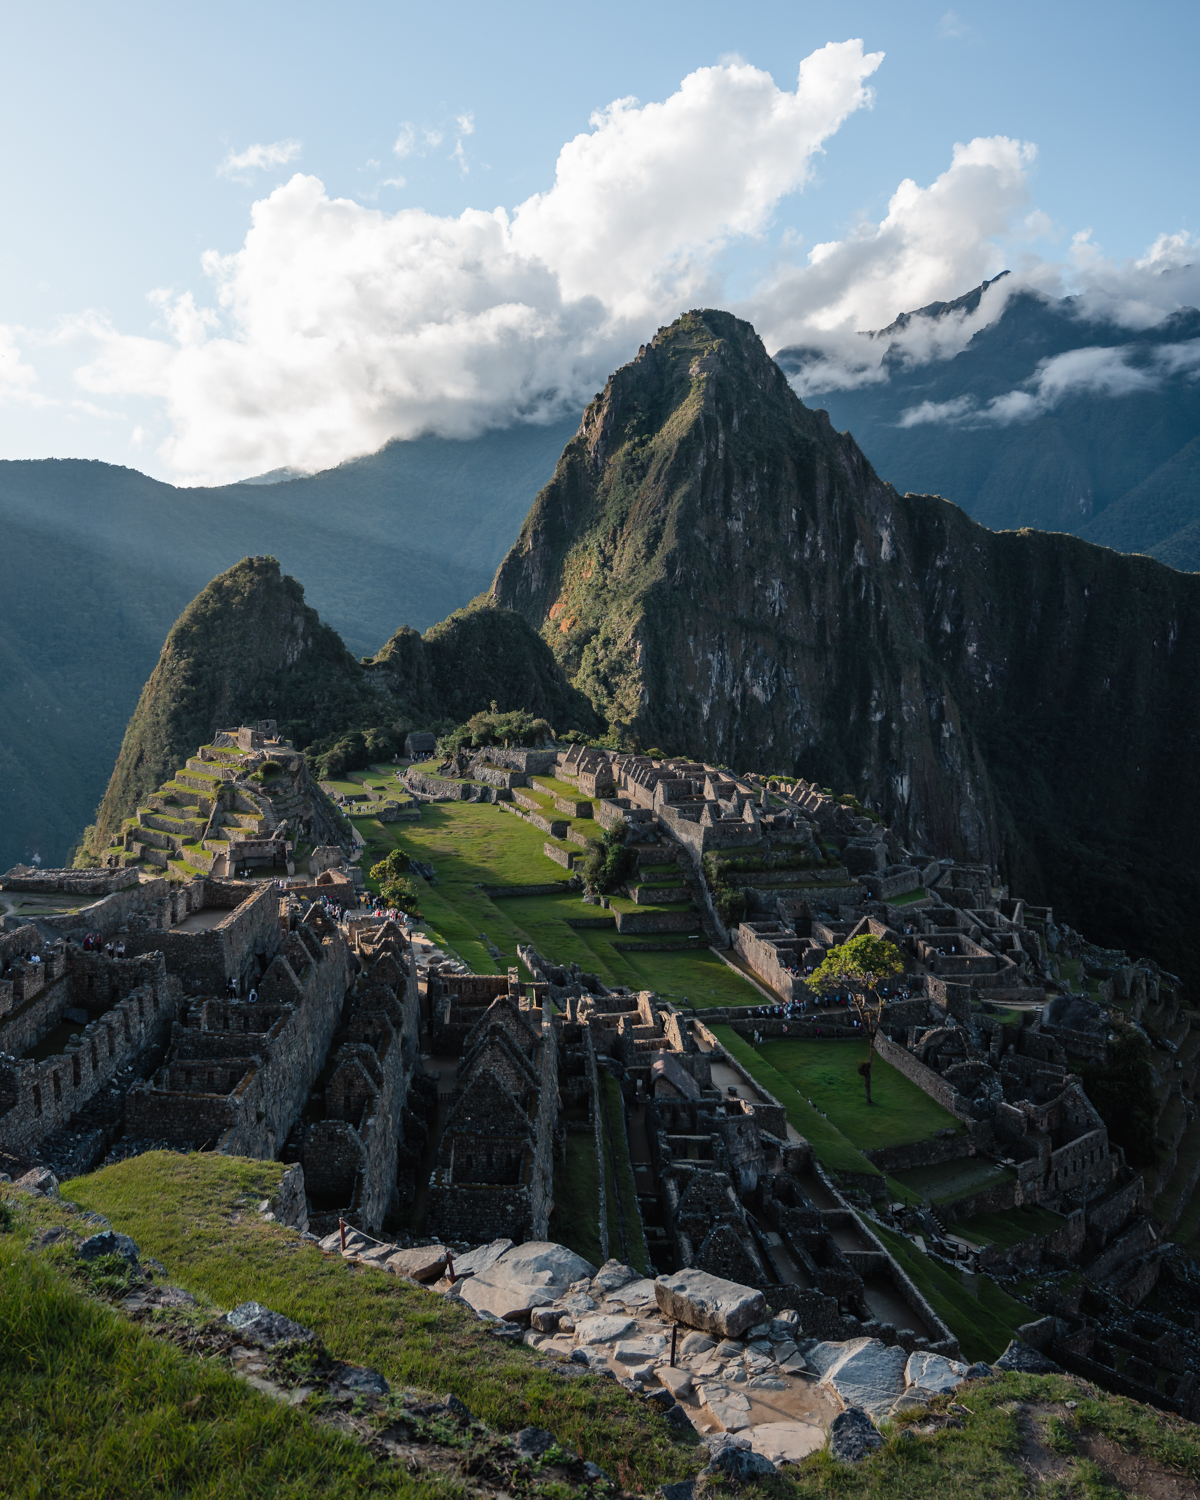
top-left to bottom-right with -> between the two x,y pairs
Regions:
81,562 -> 595,856
491,310 -> 1200,974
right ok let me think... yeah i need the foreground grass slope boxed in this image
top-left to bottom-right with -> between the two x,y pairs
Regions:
7,1161 -> 1200,1498
57,1153 -> 692,1494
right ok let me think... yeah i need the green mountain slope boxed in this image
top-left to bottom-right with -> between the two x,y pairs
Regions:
0,420 -> 575,869
1081,433 -> 1200,562
83,558 -> 593,858
492,309 -> 1200,974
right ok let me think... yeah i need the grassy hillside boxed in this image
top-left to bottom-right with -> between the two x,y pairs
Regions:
8,1161 -> 1200,1498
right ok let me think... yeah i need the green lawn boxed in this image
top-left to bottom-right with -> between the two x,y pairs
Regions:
352,801 -> 758,1006
709,1026 -> 880,1178
948,1204 -> 1067,1249
872,1223 -> 1030,1364
890,1157 -> 1016,1206
598,1073 -> 648,1275
756,1039 -> 965,1151
548,1132 -> 604,1267
52,1154 -> 697,1494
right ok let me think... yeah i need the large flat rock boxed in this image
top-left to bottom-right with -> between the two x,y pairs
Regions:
807,1337 -> 907,1420
655,1269 -> 767,1339
905,1350 -> 969,1394
749,1422 -> 826,1464
459,1241 -> 597,1320
573,1314 -> 637,1346
453,1239 -> 513,1278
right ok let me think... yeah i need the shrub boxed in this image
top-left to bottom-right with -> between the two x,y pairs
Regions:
436,705 -> 553,757
714,885 -> 747,927
581,824 -> 637,894
1079,1031 -> 1158,1166
369,851 -> 421,915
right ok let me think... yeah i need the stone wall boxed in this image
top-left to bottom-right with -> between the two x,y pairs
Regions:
0,952 -> 183,1156
863,1132 -> 975,1176
874,1032 -> 972,1123
121,881 -> 281,994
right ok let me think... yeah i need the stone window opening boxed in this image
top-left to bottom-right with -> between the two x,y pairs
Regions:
32,1084 -> 42,1116
52,1072 -> 62,1103
72,1056 -> 81,1087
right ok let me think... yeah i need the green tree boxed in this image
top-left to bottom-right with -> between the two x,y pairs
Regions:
581,823 -> 637,895
809,934 -> 905,1104
369,850 -> 421,916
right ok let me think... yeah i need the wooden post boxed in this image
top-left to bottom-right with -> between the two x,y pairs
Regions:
339,1217 -> 346,1251
670,1322 -> 678,1367
445,1252 -> 457,1285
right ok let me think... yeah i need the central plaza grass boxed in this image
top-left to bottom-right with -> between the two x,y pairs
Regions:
947,1204 -> 1067,1249
755,1038 -> 965,1151
350,795 -> 758,1007
53,1154 -> 697,1495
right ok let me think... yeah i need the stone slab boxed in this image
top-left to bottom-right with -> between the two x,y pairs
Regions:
655,1269 -> 766,1339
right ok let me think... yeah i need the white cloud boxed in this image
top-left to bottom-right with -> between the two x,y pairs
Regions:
0,326 -> 42,402
217,139 -> 303,182
393,123 -> 445,158
898,337 -> 1200,427
745,135 -> 1036,390
938,10 -> 970,38
73,42 -> 884,483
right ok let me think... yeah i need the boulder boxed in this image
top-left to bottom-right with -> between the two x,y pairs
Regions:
656,1365 -> 695,1398
573,1313 -> 636,1345
452,1238 -> 514,1278
385,1245 -> 448,1281
530,1307 -> 562,1333
828,1406 -> 883,1463
995,1339 -> 1062,1375
662,1403 -> 696,1438
13,1167 -> 58,1197
749,1422 -> 826,1464
511,1427 -> 561,1460
904,1350 -> 969,1394
461,1242 -> 597,1321
654,1268 -> 766,1338
589,1259 -> 639,1295
704,1444 -> 776,1481
223,1301 -> 315,1347
807,1337 -> 907,1420
610,1277 -> 658,1306
77,1230 -> 139,1264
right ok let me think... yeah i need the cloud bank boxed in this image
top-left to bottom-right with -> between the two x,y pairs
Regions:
217,139 -> 303,181
30,40 -> 1200,482
74,42 -> 886,482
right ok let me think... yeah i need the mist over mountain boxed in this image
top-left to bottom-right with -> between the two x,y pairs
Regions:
777,276 -> 1200,565
0,421 -> 573,870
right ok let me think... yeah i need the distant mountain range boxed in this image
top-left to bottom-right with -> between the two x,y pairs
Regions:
6,271 -> 1199,876
777,275 -> 1200,567
0,422 -> 573,870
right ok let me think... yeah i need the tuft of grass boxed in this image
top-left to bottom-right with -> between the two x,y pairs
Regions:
0,1214 -> 456,1500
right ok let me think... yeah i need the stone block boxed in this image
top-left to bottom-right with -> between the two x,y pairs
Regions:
386,1245 -> 448,1281
655,1268 -> 767,1338
806,1337 -> 907,1419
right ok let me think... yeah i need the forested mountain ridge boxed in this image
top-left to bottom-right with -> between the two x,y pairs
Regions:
491,309 -> 1200,973
0,422 -> 573,870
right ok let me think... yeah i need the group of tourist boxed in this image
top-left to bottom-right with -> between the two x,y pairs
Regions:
79,933 -> 125,957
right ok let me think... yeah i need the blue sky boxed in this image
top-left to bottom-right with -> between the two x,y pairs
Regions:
1,0 -> 1196,481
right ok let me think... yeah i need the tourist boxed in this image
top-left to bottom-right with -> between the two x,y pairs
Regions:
248,987 -> 258,1004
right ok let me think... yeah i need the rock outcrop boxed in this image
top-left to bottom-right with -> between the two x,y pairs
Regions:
491,309 -> 1200,973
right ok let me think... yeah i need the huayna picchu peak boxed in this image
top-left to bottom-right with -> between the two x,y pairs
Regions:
492,309 -> 1200,975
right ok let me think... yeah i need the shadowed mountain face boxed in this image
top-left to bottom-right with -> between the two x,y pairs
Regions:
776,281 -> 1200,566
492,309 -> 1200,974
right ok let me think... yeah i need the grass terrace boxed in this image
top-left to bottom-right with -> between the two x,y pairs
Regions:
755,1039 -> 966,1152
14,1154 -> 700,1496
890,1156 -> 1018,1207
350,798 -> 758,1006
947,1204 -> 1067,1250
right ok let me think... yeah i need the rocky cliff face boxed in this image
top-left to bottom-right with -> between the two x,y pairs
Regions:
492,311 -> 1200,974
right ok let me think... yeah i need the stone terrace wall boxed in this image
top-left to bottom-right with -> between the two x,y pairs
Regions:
36,877 -> 191,941
0,953 -> 182,1155
874,1032 -> 972,1124
121,881 -> 281,993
